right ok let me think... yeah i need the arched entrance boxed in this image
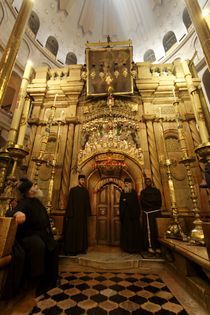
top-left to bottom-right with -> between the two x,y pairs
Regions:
96,182 -> 121,246
77,150 -> 145,246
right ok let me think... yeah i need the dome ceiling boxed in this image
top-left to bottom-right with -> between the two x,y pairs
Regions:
12,0 -> 207,64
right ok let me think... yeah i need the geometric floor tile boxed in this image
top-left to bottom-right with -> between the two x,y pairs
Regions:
30,271 -> 189,314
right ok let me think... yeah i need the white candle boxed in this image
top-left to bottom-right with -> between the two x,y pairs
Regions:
172,88 -> 176,102
53,94 -> 58,107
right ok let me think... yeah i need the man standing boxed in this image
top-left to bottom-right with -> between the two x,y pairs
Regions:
64,174 -> 91,255
119,178 -> 142,253
140,177 -> 162,254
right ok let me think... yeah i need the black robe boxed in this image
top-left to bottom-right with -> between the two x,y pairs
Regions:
64,185 -> 91,254
119,189 -> 143,253
4,197 -> 58,297
140,187 -> 162,250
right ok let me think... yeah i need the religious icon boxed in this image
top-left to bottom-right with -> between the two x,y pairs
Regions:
86,46 -> 133,96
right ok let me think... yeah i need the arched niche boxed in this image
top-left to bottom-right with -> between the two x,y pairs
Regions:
65,52 -> 77,65
28,10 -> 40,36
143,49 -> 156,63
182,7 -> 192,31
45,36 -> 59,57
163,31 -> 177,53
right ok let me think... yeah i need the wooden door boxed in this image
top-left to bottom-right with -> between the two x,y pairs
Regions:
96,183 -> 121,245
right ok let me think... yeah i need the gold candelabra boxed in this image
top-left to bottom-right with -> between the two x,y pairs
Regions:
159,116 -> 187,241
0,93 -> 33,215
173,95 -> 205,245
32,95 -> 57,183
46,116 -> 63,213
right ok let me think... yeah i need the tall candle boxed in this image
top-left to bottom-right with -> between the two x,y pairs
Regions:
7,60 -> 33,144
53,94 -> 58,107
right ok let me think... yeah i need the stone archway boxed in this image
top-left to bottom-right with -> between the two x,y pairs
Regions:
78,150 -> 145,246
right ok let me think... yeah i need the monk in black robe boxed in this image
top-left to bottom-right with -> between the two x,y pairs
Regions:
119,178 -> 142,253
140,177 -> 162,254
5,178 -> 58,296
64,174 -> 91,255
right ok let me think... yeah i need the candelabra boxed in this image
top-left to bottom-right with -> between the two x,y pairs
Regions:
159,116 -> 187,241
173,96 -> 205,245
0,94 -> 33,215
46,116 -> 63,214
32,95 -> 57,183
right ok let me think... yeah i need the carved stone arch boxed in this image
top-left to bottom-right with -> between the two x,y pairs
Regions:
163,128 -> 178,140
78,150 -> 145,193
94,177 -> 124,192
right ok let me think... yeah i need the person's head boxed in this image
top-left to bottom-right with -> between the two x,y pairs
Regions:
18,178 -> 42,198
145,177 -> 152,188
124,178 -> 132,192
78,174 -> 86,187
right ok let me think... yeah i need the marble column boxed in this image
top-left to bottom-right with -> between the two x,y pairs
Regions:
185,0 -> 210,71
0,0 -> 34,106
182,60 -> 209,143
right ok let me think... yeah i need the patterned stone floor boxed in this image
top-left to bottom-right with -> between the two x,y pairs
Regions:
30,271 -> 189,315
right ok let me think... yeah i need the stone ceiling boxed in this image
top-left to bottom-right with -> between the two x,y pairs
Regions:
12,0 -> 207,64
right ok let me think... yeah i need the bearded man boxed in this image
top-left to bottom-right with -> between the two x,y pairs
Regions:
119,178 -> 143,253
140,177 -> 162,254
5,177 -> 58,296
64,174 -> 91,255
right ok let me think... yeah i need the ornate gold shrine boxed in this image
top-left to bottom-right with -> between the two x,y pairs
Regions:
1,40 -> 209,245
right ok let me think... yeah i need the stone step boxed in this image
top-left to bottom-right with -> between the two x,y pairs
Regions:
59,252 -> 165,270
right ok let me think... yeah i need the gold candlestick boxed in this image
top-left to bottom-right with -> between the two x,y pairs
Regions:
0,150 -> 10,193
173,95 -> 205,245
16,94 -> 32,146
39,95 -> 57,159
159,115 -> 187,241
32,95 -> 58,182
46,111 -> 64,213
0,0 -> 34,106
7,60 -> 33,145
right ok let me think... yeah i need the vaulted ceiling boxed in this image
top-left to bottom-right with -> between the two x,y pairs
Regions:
12,0 -> 207,64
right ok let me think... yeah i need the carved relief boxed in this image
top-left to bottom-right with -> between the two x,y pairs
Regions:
78,116 -> 144,167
